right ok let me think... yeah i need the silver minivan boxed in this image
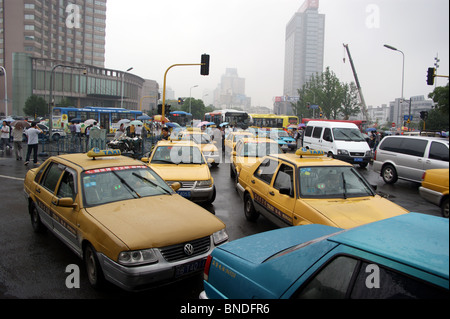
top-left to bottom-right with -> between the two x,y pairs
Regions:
373,135 -> 449,184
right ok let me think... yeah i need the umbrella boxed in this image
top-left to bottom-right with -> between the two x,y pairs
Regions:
137,114 -> 152,120
166,122 -> 181,128
117,119 -> 130,125
11,120 -> 31,129
84,119 -> 97,126
130,120 -> 143,126
219,122 -> 229,127
153,115 -> 170,122
298,123 -> 306,128
366,127 -> 377,132
287,124 -> 297,129
2,117 -> 14,123
197,121 -> 215,127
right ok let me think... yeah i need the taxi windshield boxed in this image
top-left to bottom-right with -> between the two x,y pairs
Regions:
239,142 -> 283,157
151,146 -> 205,165
82,166 -> 173,207
298,166 -> 374,199
184,133 -> 211,144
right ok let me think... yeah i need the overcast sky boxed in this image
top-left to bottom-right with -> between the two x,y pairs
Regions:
104,0 -> 449,109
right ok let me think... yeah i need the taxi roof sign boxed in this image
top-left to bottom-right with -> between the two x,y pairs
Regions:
295,148 -> 325,158
87,148 -> 121,159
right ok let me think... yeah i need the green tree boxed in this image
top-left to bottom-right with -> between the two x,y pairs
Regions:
180,98 -> 206,120
425,83 -> 449,131
23,95 -> 48,119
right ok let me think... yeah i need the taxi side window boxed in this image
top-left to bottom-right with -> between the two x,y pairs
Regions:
41,162 -> 65,194
273,164 -> 294,196
255,158 -> 278,184
57,171 -> 76,200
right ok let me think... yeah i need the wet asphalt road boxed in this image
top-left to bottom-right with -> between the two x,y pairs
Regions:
0,147 -> 442,299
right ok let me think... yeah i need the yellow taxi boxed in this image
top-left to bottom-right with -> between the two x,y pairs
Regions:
177,128 -> 220,167
224,131 -> 255,157
23,148 -> 228,291
145,140 -> 216,204
419,168 -> 449,218
236,148 -> 409,229
230,137 -> 283,181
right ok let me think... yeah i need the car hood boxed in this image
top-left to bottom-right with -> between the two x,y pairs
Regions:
85,195 -> 224,249
304,196 -> 409,229
201,144 -> 218,152
150,164 -> 211,181
334,140 -> 370,151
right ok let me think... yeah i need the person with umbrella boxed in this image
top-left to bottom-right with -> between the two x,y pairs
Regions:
11,120 -> 30,160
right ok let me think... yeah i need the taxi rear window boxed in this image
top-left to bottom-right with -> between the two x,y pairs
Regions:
151,146 -> 205,164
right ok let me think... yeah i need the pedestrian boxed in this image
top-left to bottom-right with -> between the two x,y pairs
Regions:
0,121 -> 12,153
161,127 -> 170,140
135,124 -> 142,137
12,125 -> 24,161
75,122 -> 81,137
24,122 -> 43,166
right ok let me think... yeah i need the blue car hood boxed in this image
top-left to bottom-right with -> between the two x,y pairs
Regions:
219,224 -> 341,264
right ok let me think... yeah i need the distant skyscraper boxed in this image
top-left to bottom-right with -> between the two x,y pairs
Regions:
0,0 -> 107,115
283,0 -> 325,98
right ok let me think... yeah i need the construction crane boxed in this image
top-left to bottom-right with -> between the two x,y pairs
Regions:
343,44 -> 370,122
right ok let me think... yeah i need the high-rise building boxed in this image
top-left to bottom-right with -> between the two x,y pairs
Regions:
214,68 -> 251,110
1,0 -> 108,116
283,0 -> 325,98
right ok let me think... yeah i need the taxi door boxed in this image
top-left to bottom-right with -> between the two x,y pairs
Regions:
34,161 -> 66,230
267,162 -> 296,226
52,168 -> 81,254
251,158 -> 279,215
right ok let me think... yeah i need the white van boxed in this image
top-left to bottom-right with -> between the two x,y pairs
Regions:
303,121 -> 372,168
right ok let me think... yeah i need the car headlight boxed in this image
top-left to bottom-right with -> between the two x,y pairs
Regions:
212,229 -> 229,245
118,249 -> 158,266
197,179 -> 213,187
365,151 -> 372,157
337,149 -> 349,155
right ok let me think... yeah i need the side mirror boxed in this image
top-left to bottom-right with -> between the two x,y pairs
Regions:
56,197 -> 77,208
231,151 -> 236,157
279,187 -> 293,197
141,157 -> 149,163
207,158 -> 215,164
171,182 -> 181,192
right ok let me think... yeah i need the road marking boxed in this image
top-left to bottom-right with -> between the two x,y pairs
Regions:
0,175 -> 24,181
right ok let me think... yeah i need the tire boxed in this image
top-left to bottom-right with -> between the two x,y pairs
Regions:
84,244 -> 105,289
207,186 -> 216,205
381,164 -> 398,184
230,164 -> 235,178
244,193 -> 259,222
441,197 -> 449,218
30,203 -> 45,233
359,162 -> 368,168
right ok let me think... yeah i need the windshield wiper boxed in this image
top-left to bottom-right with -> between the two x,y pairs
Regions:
112,171 -> 141,198
132,172 -> 171,195
341,172 -> 347,199
151,159 -> 174,164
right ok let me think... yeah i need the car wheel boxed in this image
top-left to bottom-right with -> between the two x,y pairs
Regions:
52,134 -> 60,142
230,164 -> 235,178
84,244 -> 105,289
381,164 -> 398,184
441,198 -> 449,218
359,162 -> 368,168
30,203 -> 45,233
244,193 -> 259,222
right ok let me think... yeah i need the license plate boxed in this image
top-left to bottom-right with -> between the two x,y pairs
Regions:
354,158 -> 363,162
175,258 -> 206,277
177,191 -> 191,198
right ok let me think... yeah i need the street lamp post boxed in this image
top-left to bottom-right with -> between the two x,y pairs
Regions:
384,44 -> 408,129
49,64 -> 87,140
121,67 -> 134,109
189,85 -> 198,116
0,66 -> 8,117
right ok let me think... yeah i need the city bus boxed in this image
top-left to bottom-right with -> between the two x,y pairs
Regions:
301,118 -> 368,132
250,114 -> 299,129
169,111 -> 193,127
52,106 -> 143,133
204,109 -> 251,127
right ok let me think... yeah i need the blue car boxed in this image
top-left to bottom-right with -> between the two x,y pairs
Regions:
200,213 -> 449,299
260,129 -> 297,150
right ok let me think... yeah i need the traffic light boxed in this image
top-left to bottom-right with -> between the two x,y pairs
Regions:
165,104 -> 171,115
420,111 -> 428,121
319,112 -> 324,118
178,98 -> 184,105
201,54 -> 210,76
157,104 -> 162,114
427,67 -> 435,86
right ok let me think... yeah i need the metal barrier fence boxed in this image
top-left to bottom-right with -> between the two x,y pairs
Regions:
38,135 -> 160,159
